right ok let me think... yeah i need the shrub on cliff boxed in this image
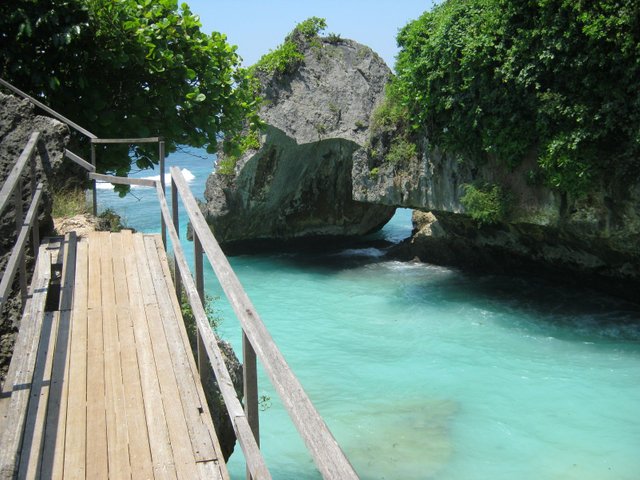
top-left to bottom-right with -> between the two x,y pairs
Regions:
393,0 -> 640,197
251,17 -> 327,76
0,0 -> 260,180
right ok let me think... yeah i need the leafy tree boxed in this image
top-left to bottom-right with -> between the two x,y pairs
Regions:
0,0 -> 260,178
393,0 -> 640,196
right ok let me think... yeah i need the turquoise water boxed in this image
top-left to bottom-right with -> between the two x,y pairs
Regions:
98,149 -> 640,480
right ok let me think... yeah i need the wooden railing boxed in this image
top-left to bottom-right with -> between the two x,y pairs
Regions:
0,132 -> 43,308
0,78 -> 358,479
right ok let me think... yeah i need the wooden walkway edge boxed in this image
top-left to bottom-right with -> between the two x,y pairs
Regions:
0,231 -> 229,479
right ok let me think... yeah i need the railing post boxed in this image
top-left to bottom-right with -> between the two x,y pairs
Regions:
159,139 -> 166,247
171,178 -> 181,299
14,178 -> 27,302
244,333 -> 260,480
30,141 -> 39,258
90,142 -> 97,216
194,234 -> 206,378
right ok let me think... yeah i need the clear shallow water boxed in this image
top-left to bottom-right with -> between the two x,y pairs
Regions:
100,149 -> 640,480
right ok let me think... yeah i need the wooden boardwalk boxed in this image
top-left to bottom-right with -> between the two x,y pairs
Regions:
0,231 -> 229,479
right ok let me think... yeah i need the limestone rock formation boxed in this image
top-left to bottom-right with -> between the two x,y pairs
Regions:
353,129 -> 640,300
201,33 -> 395,250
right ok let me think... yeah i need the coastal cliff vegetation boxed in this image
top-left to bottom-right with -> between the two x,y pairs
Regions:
385,0 -> 640,199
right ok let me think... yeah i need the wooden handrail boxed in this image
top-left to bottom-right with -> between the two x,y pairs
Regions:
0,183 -> 43,307
64,149 -> 95,172
89,172 -> 157,188
0,132 -> 40,216
155,182 -> 272,479
0,132 -> 43,307
170,166 -> 359,479
91,137 -> 162,144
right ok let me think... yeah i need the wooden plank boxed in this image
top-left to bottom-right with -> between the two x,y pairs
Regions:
64,149 -> 95,172
18,312 -> 60,478
144,236 -> 222,468
112,232 -> 153,479
40,309 -> 72,480
150,235 -> 231,480
91,137 -> 160,144
144,235 -> 218,456
133,234 -> 200,479
99,233 -> 131,479
63,238 -> 89,480
0,247 -> 51,479
155,182 -> 269,480
59,233 -> 77,312
171,166 -> 359,479
89,173 -> 156,188
41,233 -> 77,478
122,231 -> 177,479
85,233 -> 108,479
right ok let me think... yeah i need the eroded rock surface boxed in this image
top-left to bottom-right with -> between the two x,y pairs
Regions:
202,35 -> 395,250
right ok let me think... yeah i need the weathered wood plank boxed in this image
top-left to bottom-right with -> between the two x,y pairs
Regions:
64,149 -> 95,173
18,312 -> 59,479
144,235 -> 219,463
85,233 -> 108,479
58,233 -> 77,313
91,137 -> 161,144
133,234 -> 200,479
100,233 -> 131,479
150,235 -> 230,480
89,173 -> 156,188
0,246 -> 51,479
171,166 -> 359,479
112,231 -> 153,479
63,238 -> 89,479
123,231 -> 177,480
40,309 -> 72,480
41,233 -> 76,478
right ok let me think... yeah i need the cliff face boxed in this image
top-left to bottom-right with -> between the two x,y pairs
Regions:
201,35 -> 395,250
353,132 -> 640,300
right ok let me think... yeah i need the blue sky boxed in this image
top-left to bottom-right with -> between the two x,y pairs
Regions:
184,0 -> 438,70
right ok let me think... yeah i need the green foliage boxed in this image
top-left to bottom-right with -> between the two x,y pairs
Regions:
393,0 -> 640,196
287,17 -> 327,41
251,40 -> 304,75
251,17 -> 327,75
369,83 -> 419,167
0,0 -> 260,181
386,138 -> 417,165
326,33 -> 342,44
370,83 -> 408,133
96,208 -> 126,232
181,293 -> 222,349
460,183 -> 506,226
217,129 -> 261,175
